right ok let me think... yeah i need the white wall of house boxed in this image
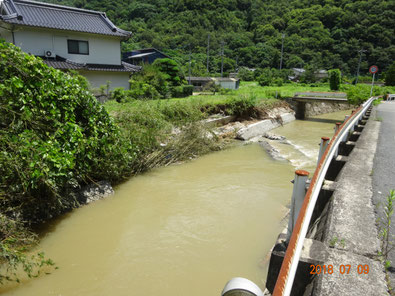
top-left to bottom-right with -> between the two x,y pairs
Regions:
12,27 -> 121,65
79,70 -> 130,90
0,27 -> 13,43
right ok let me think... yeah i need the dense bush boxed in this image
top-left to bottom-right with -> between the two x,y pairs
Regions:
0,40 -> 134,222
257,68 -> 273,86
329,69 -> 341,90
128,61 -> 189,100
111,87 -> 128,102
342,84 -> 395,105
237,67 -> 255,81
172,84 -> 194,98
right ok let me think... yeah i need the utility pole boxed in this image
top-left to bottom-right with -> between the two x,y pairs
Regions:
220,40 -> 224,78
355,49 -> 367,84
235,56 -> 239,73
279,33 -> 285,70
188,46 -> 191,85
207,34 -> 210,74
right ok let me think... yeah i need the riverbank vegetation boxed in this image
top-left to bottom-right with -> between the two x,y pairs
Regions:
1,38 -> 394,284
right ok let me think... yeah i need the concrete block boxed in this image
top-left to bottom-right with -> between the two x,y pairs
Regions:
204,115 -> 236,128
236,119 -> 280,140
281,112 -> 296,124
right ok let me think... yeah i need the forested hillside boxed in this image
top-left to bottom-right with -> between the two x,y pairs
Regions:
46,0 -> 394,76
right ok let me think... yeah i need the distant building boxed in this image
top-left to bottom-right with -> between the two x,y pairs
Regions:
214,77 -> 240,90
314,69 -> 328,79
0,0 -> 140,90
188,77 -> 240,91
188,77 -> 213,91
123,48 -> 170,65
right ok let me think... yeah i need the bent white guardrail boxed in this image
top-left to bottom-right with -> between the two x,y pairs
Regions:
272,96 -> 375,296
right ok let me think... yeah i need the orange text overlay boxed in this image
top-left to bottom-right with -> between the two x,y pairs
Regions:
310,264 -> 369,275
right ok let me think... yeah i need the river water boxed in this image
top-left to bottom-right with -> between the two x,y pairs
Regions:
1,110 -> 350,296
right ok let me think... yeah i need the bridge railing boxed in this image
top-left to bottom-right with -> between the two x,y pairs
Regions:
222,97 -> 375,296
271,96 -> 375,296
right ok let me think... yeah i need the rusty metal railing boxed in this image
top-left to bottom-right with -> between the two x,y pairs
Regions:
272,97 -> 375,296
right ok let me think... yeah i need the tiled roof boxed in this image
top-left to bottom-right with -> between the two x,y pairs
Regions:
0,0 -> 131,38
42,56 -> 141,72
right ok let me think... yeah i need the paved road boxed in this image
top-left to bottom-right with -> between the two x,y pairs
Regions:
372,100 -> 395,290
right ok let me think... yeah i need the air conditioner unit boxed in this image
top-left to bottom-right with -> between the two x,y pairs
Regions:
43,50 -> 55,58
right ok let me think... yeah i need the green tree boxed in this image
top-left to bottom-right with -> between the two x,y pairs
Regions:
152,58 -> 185,86
384,61 -> 395,86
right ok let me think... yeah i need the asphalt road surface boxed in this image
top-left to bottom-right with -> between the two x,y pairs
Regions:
372,100 -> 395,289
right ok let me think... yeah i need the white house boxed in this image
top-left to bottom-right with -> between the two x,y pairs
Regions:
0,0 -> 140,90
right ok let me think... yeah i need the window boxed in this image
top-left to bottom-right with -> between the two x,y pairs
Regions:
67,40 -> 89,55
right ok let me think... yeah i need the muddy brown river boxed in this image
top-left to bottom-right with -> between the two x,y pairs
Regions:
1,110 -> 351,296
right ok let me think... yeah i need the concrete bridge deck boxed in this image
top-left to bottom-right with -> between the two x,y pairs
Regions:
292,92 -> 349,119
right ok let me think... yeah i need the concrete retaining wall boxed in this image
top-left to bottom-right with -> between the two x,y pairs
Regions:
305,102 -> 353,117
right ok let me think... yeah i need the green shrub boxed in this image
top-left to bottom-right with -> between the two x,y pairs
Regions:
257,68 -> 273,86
238,67 -> 255,81
114,102 -> 172,154
171,84 -> 194,98
0,214 -> 55,284
223,95 -> 259,117
342,84 -> 395,105
0,40 -> 134,223
182,84 -> 194,96
329,69 -> 341,90
274,77 -> 284,86
158,100 -> 204,124
129,80 -> 160,100
111,87 -> 128,102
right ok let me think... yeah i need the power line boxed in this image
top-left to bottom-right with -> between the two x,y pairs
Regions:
355,49 -> 367,84
220,40 -> 224,78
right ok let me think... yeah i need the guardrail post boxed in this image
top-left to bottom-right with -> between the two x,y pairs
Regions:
317,137 -> 330,165
287,170 -> 310,242
334,122 -> 342,135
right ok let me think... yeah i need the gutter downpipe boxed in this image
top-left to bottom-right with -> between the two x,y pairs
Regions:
272,97 -> 375,296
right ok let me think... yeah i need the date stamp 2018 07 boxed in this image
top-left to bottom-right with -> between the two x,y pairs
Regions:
310,264 -> 370,275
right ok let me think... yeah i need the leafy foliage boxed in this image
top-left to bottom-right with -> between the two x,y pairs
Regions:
126,61 -> 188,100
152,58 -> 185,86
329,69 -> 341,90
0,40 -> 134,223
44,0 -> 394,75
342,84 -> 395,104
385,61 -> 395,86
0,214 -> 55,284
